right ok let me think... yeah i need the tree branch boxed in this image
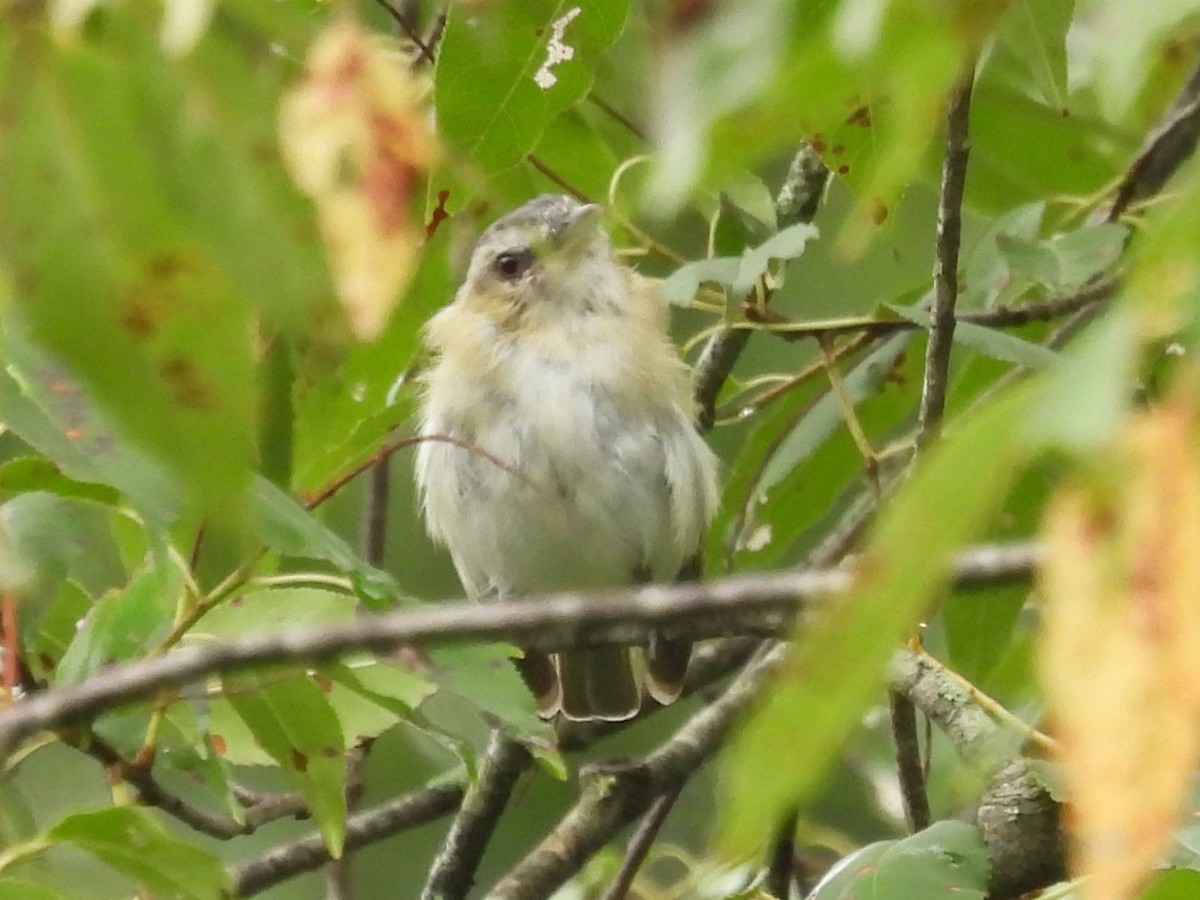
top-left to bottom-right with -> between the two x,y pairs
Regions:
486,643 -> 793,899
1109,58 -> 1200,221
420,730 -> 531,900
599,785 -> 682,900
231,783 -> 465,897
0,542 -> 1041,763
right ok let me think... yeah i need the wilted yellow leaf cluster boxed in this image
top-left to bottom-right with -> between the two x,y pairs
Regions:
280,18 -> 435,341
1039,389 -> 1200,900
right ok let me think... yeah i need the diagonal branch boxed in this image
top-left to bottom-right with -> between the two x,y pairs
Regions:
0,542 -> 1041,763
420,730 -> 531,900
486,643 -> 793,899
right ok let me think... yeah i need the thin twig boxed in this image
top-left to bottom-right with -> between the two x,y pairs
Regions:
0,543 -> 1042,763
764,806 -> 799,900
370,0 -> 432,59
587,95 -> 645,141
420,730 -> 531,900
918,63 -> 977,444
600,786 -> 683,900
896,60 -> 978,836
526,154 -> 592,202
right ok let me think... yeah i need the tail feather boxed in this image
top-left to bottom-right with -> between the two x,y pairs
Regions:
515,650 -> 561,719
645,634 -> 691,705
558,647 -> 641,722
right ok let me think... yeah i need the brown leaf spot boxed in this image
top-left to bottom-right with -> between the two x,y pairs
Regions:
37,652 -> 56,671
313,673 -> 334,693
211,734 -> 227,755
871,199 -> 889,225
837,164 -> 850,175
845,105 -> 872,127
65,427 -> 85,440
292,748 -> 309,772
811,137 -> 827,153
426,189 -> 451,241
831,144 -> 845,155
159,356 -> 213,410
321,746 -> 341,758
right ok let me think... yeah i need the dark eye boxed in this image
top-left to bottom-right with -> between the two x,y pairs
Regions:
493,248 -> 534,281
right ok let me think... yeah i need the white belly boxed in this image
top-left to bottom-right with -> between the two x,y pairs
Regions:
417,350 -> 698,598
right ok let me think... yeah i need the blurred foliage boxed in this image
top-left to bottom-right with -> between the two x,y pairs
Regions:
0,0 -> 1199,898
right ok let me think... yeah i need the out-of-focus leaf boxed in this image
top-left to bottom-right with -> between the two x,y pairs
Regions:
987,0 -> 1073,109
966,81 -> 1128,214
1143,869 -> 1200,900
959,203 -> 1045,309
1039,393 -> 1200,899
0,458 -> 120,507
56,566 -> 178,685
224,671 -> 347,857
44,807 -> 228,899
720,385 -> 1032,851
435,0 -> 632,172
1027,308 -> 1139,451
996,223 -> 1127,292
28,581 -> 94,680
0,493 -> 90,593
808,821 -> 989,899
0,331 -> 180,524
0,880 -> 66,900
280,19 -> 435,340
0,16 -> 256,529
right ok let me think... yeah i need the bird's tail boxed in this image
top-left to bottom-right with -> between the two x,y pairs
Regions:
557,647 -> 641,722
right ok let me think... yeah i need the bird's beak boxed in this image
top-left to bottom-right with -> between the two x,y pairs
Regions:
555,203 -> 604,251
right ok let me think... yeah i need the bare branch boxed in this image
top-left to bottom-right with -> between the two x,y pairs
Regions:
1109,58 -> 1200,221
0,542 -> 1041,763
600,786 -> 682,900
486,643 -> 792,899
918,62 -> 977,444
420,731 -> 531,900
231,784 -> 464,897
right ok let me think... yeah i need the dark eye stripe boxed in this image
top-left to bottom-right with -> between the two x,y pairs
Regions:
493,248 -> 535,281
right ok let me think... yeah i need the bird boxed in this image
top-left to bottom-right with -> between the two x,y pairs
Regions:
415,194 -> 719,722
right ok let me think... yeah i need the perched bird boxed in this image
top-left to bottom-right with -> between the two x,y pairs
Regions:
415,194 -> 719,722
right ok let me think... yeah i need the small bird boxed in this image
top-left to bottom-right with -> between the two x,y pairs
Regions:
415,194 -> 719,722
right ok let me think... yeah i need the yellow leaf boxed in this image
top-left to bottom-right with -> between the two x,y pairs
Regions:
279,18 -> 435,341
1039,395 -> 1200,900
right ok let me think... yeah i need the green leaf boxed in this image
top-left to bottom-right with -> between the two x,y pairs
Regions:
1142,869 -> 1200,900
0,880 -> 69,900
808,821 -> 989,899
0,458 -> 120,507
322,659 -> 437,745
720,385 -> 1033,851
888,305 -> 1059,369
435,0 -> 632,172
0,18 -> 255,529
0,330 -> 180,523
1025,307 -> 1139,451
188,586 -> 358,641
734,222 -> 821,295
56,566 -> 178,685
427,645 -> 563,777
225,671 -> 347,856
45,807 -> 228,899
988,0 -> 1073,110
251,477 -> 400,608
996,223 -> 1127,292
661,258 -> 741,307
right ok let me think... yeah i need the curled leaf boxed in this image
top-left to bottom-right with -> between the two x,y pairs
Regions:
1039,394 -> 1200,900
280,19 -> 435,341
